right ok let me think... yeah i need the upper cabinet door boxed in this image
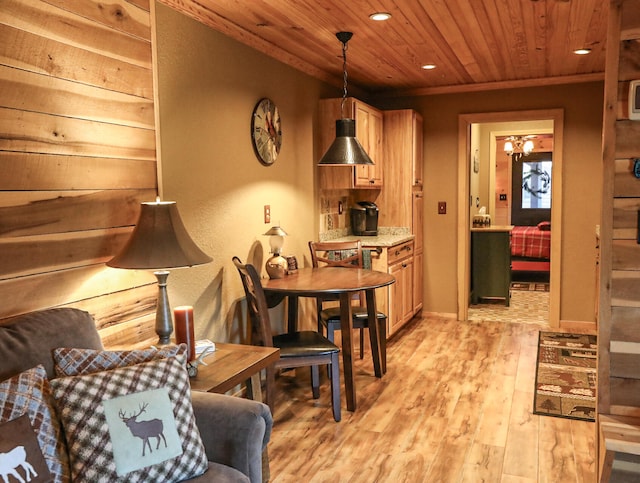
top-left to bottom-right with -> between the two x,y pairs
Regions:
412,112 -> 424,187
318,97 -> 384,190
354,103 -> 383,188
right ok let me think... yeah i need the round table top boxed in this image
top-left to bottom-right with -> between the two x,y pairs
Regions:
261,266 -> 395,295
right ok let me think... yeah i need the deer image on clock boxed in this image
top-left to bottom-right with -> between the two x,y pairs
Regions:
251,98 -> 282,166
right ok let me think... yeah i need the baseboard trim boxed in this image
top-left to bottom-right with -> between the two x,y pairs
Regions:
559,319 -> 597,333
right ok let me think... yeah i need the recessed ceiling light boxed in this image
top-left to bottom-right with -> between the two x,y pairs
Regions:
369,12 -> 391,21
421,64 -> 436,70
574,48 -> 592,55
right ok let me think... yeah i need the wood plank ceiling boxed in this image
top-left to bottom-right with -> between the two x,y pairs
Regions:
159,0 -> 608,95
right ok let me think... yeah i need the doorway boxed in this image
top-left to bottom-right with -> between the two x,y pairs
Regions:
457,109 -> 563,327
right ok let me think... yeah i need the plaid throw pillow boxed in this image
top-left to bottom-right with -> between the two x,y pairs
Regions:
53,344 -> 185,377
49,357 -> 207,482
0,365 -> 70,482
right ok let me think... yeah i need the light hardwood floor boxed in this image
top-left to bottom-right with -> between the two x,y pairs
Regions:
267,314 -> 596,482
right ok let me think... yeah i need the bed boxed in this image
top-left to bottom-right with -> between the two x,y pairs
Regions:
510,222 -> 551,273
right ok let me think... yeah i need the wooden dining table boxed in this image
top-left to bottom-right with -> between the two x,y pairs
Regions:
262,266 -> 395,412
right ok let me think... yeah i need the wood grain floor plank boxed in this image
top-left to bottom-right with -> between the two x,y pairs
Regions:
266,314 -> 596,482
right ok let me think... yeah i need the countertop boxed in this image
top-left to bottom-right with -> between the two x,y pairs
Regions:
327,233 -> 415,247
470,225 -> 514,232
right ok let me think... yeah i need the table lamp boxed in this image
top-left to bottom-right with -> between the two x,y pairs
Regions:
107,199 -> 212,345
263,225 -> 288,279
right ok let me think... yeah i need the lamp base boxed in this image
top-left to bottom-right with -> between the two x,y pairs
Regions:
154,271 -> 173,345
265,254 -> 287,279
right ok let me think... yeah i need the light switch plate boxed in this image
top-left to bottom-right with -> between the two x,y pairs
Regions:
438,201 -> 446,214
264,205 -> 271,223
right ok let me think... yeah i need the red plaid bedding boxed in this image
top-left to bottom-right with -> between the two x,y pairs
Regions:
511,226 -> 551,259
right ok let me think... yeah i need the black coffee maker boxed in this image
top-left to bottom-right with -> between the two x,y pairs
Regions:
350,201 -> 379,236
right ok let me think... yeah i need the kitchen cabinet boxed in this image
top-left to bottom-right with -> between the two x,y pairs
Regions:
318,98 -> 383,189
370,239 -> 415,337
471,227 -> 512,306
412,191 -> 424,312
412,112 -> 424,187
378,109 -> 424,315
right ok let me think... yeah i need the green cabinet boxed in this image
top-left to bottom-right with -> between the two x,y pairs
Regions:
471,228 -> 512,306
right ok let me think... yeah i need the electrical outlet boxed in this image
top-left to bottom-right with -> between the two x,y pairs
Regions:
499,193 -> 507,201
264,205 -> 271,223
438,201 -> 446,214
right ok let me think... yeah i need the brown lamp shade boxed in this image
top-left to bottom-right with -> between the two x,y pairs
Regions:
107,200 -> 211,346
108,201 -> 212,270
318,119 -> 374,166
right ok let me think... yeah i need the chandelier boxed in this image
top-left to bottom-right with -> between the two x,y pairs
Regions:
504,135 -> 535,157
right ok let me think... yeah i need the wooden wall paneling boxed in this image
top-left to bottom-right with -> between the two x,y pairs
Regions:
610,351 -> 640,379
78,285 -> 157,332
611,270 -> 640,307
0,0 -> 152,68
0,265 -> 154,319
0,189 -> 155,237
614,120 -> 640,158
0,155 -> 157,191
612,197 -> 640,239
613,158 -> 640,197
0,228 -> 133,279
0,0 -> 158,342
99,313 -> 157,349
0,108 -> 156,159
42,0 -> 151,39
610,377 -> 640,415
0,65 -> 155,128
611,306 -> 640,340
0,25 -> 153,98
612,240 -> 640,269
618,39 -> 640,80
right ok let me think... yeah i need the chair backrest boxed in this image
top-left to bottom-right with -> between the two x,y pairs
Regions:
308,240 -> 364,269
232,256 -> 274,348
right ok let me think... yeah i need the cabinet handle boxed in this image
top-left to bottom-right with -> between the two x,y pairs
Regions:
369,179 -> 375,184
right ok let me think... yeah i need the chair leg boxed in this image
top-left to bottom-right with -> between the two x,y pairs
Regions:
329,353 -> 341,422
310,365 -> 320,399
380,317 -> 387,373
359,327 -> 364,359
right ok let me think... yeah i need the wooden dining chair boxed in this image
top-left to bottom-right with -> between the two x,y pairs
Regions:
232,256 -> 341,422
308,240 -> 387,370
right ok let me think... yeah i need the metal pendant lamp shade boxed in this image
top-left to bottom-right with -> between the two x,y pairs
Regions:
107,200 -> 212,345
318,118 -> 374,166
318,31 -> 374,166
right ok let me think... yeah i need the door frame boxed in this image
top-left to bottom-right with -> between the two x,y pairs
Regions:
457,109 -> 564,327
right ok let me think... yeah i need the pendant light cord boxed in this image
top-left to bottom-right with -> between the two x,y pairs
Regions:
336,31 -> 353,119
340,39 -> 349,118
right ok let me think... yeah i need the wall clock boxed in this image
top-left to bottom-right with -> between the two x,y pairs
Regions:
251,98 -> 282,166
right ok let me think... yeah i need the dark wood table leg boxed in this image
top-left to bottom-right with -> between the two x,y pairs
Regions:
339,292 -> 356,411
287,295 -> 298,333
365,289 -> 384,377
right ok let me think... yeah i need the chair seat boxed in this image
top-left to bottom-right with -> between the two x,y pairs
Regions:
320,306 -> 387,324
273,331 -> 340,358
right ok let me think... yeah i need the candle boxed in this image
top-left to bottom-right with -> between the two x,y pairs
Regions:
174,305 -> 196,361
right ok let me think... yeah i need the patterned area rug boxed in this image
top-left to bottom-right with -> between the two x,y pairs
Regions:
511,281 -> 549,292
533,331 -> 597,421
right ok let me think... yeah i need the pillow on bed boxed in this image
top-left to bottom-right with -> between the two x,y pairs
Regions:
537,221 -> 551,231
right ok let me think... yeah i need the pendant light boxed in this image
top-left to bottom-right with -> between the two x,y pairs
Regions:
318,32 -> 374,166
